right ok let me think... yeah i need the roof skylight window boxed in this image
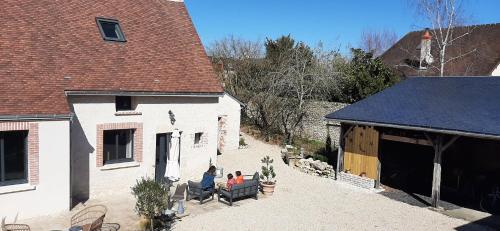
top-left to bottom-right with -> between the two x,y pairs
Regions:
96,18 -> 126,42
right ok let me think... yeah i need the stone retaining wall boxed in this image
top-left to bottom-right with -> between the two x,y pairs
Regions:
301,101 -> 348,144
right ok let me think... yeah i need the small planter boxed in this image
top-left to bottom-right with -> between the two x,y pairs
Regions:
261,182 -> 276,196
260,155 -> 276,196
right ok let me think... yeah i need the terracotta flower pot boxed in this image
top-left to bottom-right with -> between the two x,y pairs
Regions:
261,182 -> 276,196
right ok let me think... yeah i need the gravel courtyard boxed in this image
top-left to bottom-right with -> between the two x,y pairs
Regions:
175,133 -> 491,231
17,133 -> 492,230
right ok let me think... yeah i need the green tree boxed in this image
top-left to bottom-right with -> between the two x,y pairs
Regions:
340,48 -> 400,103
265,35 -> 314,74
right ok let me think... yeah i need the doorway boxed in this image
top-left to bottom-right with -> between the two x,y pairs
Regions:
155,133 -> 171,183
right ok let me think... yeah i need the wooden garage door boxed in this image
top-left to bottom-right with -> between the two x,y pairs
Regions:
344,126 -> 379,179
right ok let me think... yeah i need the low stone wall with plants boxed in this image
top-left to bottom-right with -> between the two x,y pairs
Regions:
337,172 -> 375,189
301,101 -> 349,144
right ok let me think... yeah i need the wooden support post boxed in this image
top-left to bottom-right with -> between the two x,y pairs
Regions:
431,135 -> 443,208
429,135 -> 459,208
336,124 -> 345,180
375,131 -> 382,189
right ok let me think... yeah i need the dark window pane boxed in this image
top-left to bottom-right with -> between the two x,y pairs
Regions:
100,21 -> 119,38
194,133 -> 202,144
103,129 -> 133,164
103,130 -> 117,162
1,131 -> 27,182
115,96 -> 132,111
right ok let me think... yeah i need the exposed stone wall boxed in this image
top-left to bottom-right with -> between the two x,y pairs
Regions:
338,172 -> 375,189
301,101 -> 348,144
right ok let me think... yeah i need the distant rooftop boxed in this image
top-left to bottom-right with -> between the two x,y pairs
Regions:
381,24 -> 500,77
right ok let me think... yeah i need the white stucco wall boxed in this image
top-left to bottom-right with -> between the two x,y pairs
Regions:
0,120 -> 70,220
491,63 -> 500,76
69,96 -> 219,199
217,93 -> 242,152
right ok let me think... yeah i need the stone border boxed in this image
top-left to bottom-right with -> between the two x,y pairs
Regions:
96,122 -> 143,167
337,172 -> 375,189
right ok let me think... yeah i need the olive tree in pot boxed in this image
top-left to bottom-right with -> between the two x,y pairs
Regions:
260,155 -> 276,195
131,177 -> 169,231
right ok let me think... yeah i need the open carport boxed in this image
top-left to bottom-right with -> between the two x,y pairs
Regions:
325,77 -> 500,211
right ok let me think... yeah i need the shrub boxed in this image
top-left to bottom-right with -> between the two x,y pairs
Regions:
131,177 -> 169,231
239,137 -> 247,146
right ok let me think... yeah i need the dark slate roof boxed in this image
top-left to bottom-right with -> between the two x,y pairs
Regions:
380,24 -> 500,77
325,77 -> 500,138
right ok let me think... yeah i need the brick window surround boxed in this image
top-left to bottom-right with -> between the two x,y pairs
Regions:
96,122 -> 143,167
0,122 -> 39,185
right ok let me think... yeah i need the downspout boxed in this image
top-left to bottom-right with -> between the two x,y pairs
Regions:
68,113 -> 74,209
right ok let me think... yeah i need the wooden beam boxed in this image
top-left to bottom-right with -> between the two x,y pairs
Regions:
381,134 -> 433,146
424,132 -> 434,146
342,125 -> 354,140
442,136 -> 459,152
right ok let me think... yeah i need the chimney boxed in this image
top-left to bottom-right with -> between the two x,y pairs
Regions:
419,28 -> 434,69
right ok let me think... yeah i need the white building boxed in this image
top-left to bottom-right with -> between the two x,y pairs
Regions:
0,0 -> 241,220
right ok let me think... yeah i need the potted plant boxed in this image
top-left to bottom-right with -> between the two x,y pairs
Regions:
131,177 -> 169,231
260,155 -> 276,195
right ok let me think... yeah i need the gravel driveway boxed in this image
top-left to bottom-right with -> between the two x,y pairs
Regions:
175,133 -> 491,231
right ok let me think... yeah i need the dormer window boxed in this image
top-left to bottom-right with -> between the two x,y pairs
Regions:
96,18 -> 126,42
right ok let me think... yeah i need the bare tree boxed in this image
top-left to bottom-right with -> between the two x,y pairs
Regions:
207,36 -> 263,95
270,44 -> 341,142
413,0 -> 476,76
209,35 -> 344,143
360,29 -> 398,57
207,35 -> 262,60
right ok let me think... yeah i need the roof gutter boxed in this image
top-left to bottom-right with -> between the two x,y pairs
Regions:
65,91 -> 224,97
325,118 -> 500,141
0,114 -> 73,122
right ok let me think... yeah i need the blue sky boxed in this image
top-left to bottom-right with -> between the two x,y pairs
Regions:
185,0 -> 500,53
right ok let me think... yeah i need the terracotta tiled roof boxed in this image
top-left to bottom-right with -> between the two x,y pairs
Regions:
380,24 -> 500,77
0,0 -> 223,116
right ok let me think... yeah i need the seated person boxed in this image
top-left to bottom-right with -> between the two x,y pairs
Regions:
226,173 -> 236,191
201,166 -> 216,191
235,171 -> 244,184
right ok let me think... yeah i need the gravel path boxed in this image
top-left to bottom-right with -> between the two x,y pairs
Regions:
175,133 -> 490,231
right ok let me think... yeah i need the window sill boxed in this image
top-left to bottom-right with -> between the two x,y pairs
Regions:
193,144 -> 206,149
100,161 -> 140,171
0,183 -> 36,195
115,111 -> 142,116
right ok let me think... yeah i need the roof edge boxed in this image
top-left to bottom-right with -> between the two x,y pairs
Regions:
325,118 -> 500,141
0,114 -> 73,122
224,92 -> 246,106
65,91 -> 223,97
